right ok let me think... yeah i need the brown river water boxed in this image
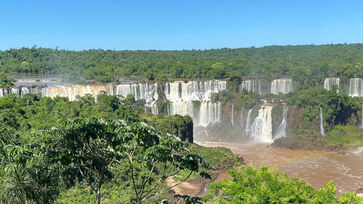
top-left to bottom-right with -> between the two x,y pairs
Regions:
198,142 -> 363,196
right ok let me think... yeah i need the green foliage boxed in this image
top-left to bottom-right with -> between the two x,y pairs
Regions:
213,90 -> 261,109
287,87 -> 359,129
327,125 -> 363,147
203,165 -> 362,203
0,73 -> 14,87
1,44 -> 363,83
144,114 -> 193,142
0,139 -> 61,203
0,94 -> 203,203
188,144 -> 238,170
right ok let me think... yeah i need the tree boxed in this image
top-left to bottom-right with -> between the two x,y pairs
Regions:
0,142 -> 60,203
0,73 -> 14,88
203,165 -> 362,203
50,117 -> 209,204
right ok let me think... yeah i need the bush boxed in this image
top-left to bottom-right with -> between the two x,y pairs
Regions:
203,165 -> 362,203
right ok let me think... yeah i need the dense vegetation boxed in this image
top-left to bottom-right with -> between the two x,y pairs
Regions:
1,44 -> 363,83
1,44 -> 363,202
0,73 -> 14,87
276,86 -> 363,149
0,93 -> 238,203
203,165 -> 362,203
212,83 -> 363,149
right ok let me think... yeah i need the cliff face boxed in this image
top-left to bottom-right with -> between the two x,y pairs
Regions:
273,106 -> 327,149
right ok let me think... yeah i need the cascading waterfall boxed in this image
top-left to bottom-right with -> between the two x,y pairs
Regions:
320,107 -> 326,137
349,78 -> 363,97
115,83 -> 158,102
240,80 -> 261,95
250,105 -> 273,143
164,80 -> 227,101
274,105 -> 288,139
168,101 -> 194,117
0,85 -> 112,100
231,104 -> 234,126
245,109 -> 253,136
198,102 -> 221,127
271,79 -> 292,95
115,83 -> 158,113
168,101 -> 222,127
324,77 -> 340,92
42,85 -> 114,101
165,80 -> 227,127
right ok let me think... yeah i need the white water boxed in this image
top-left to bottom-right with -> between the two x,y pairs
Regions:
170,101 -> 221,127
274,106 -> 288,139
198,102 -> 221,127
165,80 -> 226,127
0,87 -> 40,97
271,79 -> 292,95
241,80 -> 262,95
324,77 -> 340,92
231,104 -> 234,126
115,83 -> 158,113
349,78 -> 363,97
250,105 -> 273,143
42,85 -> 114,101
164,80 -> 227,102
320,107 -> 326,137
168,101 -> 222,127
116,83 -> 158,102
245,109 -> 253,136
0,85 -> 114,101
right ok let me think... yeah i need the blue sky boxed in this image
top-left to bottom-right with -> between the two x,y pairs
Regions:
1,0 -> 363,50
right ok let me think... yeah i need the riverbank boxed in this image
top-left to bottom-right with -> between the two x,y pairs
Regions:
169,142 -> 363,199
200,142 -> 363,197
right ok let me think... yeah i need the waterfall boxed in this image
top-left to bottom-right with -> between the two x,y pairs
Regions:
116,83 -> 158,104
349,78 -> 363,97
271,79 -> 292,95
165,80 -> 226,127
240,80 -> 261,95
231,104 -> 234,126
0,87 -> 43,98
169,101 -> 194,117
250,105 -> 273,143
198,102 -> 221,127
274,106 -> 288,139
361,104 -> 363,129
320,107 -> 325,137
324,77 -> 340,92
168,101 -> 221,127
164,80 -> 227,102
115,83 -> 158,111
245,109 -> 253,136
42,85 -> 114,101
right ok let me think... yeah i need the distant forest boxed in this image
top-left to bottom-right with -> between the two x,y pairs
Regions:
0,44 -> 363,85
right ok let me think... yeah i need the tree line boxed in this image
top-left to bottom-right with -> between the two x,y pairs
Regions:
1,44 -> 362,84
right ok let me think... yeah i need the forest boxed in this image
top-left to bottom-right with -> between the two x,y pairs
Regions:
0,92 -> 361,203
0,44 -> 363,203
0,44 -> 363,84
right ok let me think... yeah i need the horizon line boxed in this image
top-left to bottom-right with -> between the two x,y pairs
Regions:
1,42 -> 363,52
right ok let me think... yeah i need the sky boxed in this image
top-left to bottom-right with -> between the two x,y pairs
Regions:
1,0 -> 363,50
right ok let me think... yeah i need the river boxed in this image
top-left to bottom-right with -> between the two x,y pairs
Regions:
198,141 -> 363,196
